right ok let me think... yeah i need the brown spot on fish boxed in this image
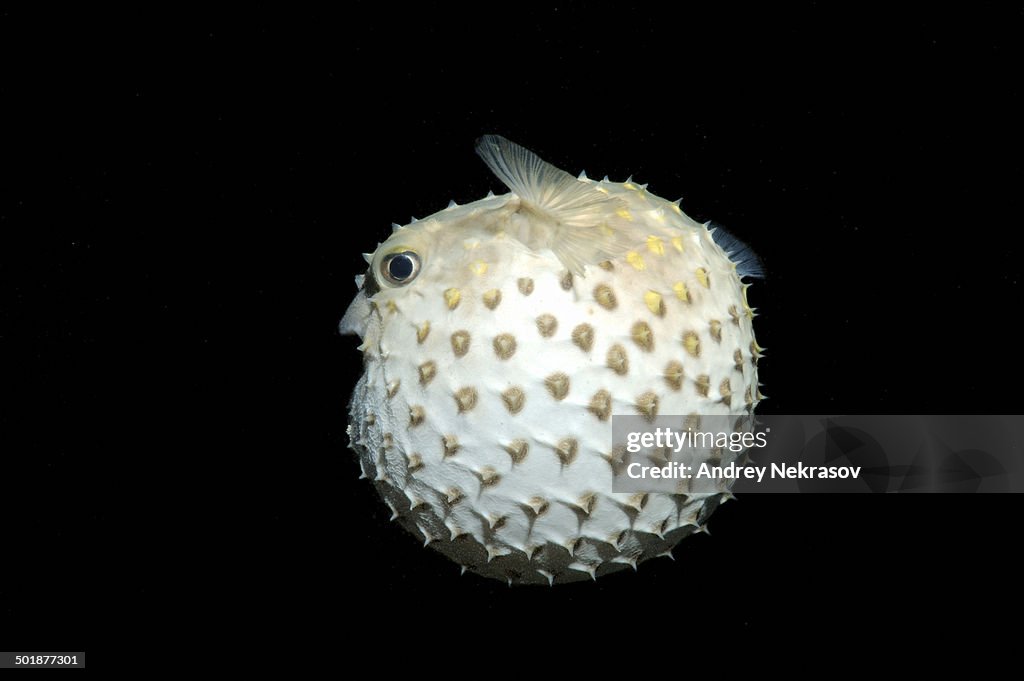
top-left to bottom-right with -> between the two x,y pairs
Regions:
451,330 -> 471,357
501,386 -> 525,414
587,389 -> 612,421
493,333 -> 517,360
664,361 -> 684,391
504,439 -> 529,464
418,360 -> 437,386
483,289 -> 502,309
555,438 -> 578,466
719,378 -> 732,406
409,405 -> 425,427
635,391 -> 659,422
572,323 -> 594,352
536,314 -> 558,338
545,372 -> 570,401
729,305 -> 741,326
594,284 -> 617,310
454,386 -> 478,413
710,320 -> 722,343
631,321 -> 654,351
606,344 -> 629,375
695,374 -> 710,397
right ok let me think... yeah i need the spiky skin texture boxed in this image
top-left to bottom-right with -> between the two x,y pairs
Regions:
344,176 -> 760,585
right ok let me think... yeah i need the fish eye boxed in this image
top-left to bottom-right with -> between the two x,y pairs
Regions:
380,251 -> 421,285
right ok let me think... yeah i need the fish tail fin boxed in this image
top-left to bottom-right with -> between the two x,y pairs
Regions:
707,221 -> 765,279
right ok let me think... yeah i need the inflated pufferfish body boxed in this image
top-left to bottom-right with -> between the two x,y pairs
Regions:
341,136 -> 762,585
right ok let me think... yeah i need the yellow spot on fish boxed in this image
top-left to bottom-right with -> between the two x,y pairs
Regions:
623,182 -> 637,190
671,236 -> 685,253
626,251 -> 645,270
470,261 -> 488,276
385,300 -> 399,314
683,331 -> 701,358
644,290 -> 665,316
646,235 -> 665,256
416,321 -> 430,344
616,208 -> 633,221
695,268 -> 710,288
444,288 -> 461,309
672,281 -> 691,303
670,202 -> 682,214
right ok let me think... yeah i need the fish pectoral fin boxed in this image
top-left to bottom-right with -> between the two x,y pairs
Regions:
475,134 -> 634,275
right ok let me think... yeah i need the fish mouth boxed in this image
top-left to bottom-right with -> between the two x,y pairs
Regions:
339,289 -> 374,339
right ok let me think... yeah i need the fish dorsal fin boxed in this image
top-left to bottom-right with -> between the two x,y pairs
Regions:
475,135 -> 634,274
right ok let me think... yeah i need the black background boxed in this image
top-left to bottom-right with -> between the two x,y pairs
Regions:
4,5 -> 1022,667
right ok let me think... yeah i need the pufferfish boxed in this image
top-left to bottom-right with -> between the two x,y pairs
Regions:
340,136 -> 763,585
